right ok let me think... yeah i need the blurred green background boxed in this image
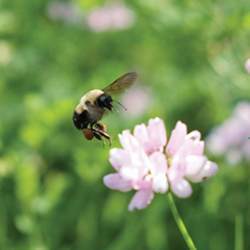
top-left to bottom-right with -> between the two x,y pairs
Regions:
0,0 -> 250,249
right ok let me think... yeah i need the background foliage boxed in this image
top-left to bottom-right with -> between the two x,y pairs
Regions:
0,0 -> 250,249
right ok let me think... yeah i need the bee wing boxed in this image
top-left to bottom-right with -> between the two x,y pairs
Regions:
102,72 -> 138,95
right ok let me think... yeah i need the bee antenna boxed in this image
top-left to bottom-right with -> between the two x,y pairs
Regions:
113,100 -> 127,111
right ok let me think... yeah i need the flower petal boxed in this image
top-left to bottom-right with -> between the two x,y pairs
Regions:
128,189 -> 154,211
119,166 -> 140,182
134,117 -> 167,154
124,151 -> 151,181
118,130 -> 140,152
133,124 -> 149,150
134,178 -> 152,190
186,130 -> 201,140
170,178 -> 192,198
185,155 -> 207,177
190,141 -> 204,156
148,152 -> 168,193
149,151 -> 168,175
167,121 -> 187,156
176,138 -> 204,158
103,173 -> 132,192
167,153 -> 186,182
152,174 -> 168,193
147,117 -> 167,151
188,161 -> 218,183
109,148 -> 130,170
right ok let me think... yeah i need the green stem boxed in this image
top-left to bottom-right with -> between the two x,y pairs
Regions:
167,193 -> 197,250
235,214 -> 243,250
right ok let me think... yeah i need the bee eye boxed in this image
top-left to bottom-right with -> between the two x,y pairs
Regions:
97,94 -> 113,110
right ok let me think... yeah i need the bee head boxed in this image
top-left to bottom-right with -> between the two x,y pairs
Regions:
96,93 -> 113,110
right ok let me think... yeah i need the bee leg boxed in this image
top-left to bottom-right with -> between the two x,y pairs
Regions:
102,132 -> 112,146
94,123 -> 111,144
89,123 -> 102,140
92,127 -> 111,145
106,137 -> 112,147
96,128 -> 111,141
92,129 -> 102,141
94,122 -> 106,131
90,122 -> 95,130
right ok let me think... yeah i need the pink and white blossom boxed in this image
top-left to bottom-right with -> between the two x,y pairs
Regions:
166,122 -> 218,198
47,2 -> 83,24
207,101 -> 250,164
104,118 -> 168,211
103,118 -> 218,211
86,3 -> 135,32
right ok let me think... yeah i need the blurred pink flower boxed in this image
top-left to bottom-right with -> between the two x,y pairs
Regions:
86,3 -> 135,32
121,86 -> 151,118
47,2 -> 83,24
104,118 -> 218,211
245,58 -> 250,73
207,102 -> 250,164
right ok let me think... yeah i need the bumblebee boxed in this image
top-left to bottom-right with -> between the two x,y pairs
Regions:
73,72 -> 137,141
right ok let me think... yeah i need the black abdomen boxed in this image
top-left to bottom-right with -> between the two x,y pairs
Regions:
73,110 -> 90,129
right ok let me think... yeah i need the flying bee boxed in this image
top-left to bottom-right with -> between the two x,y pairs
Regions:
73,72 -> 137,142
